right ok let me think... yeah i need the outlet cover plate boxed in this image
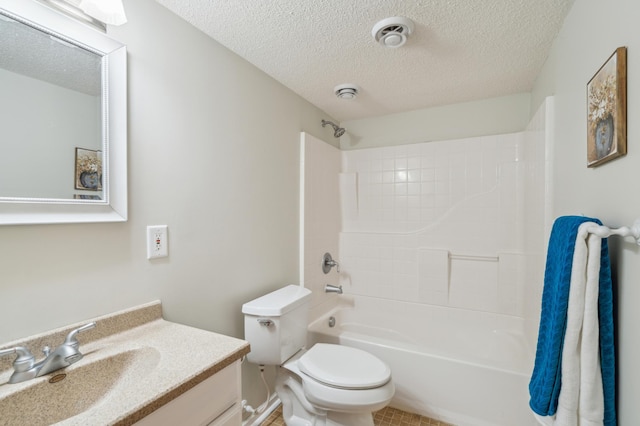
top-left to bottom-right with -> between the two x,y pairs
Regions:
147,225 -> 168,259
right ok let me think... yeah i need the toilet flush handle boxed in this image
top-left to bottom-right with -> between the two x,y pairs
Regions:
257,318 -> 274,327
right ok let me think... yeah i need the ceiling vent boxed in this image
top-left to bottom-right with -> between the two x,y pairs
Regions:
334,84 -> 359,100
371,17 -> 415,48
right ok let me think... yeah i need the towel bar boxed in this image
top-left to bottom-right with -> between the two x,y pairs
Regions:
449,253 -> 499,262
585,219 -> 640,245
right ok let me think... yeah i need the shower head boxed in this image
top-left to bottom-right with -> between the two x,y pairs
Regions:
321,120 -> 346,138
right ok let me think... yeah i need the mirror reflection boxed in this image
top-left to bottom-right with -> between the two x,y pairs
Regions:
0,14 -> 103,201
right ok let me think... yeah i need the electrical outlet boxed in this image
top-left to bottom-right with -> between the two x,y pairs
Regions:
147,225 -> 168,259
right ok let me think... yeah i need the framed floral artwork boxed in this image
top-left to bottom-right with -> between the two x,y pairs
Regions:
75,148 -> 102,190
587,47 -> 627,167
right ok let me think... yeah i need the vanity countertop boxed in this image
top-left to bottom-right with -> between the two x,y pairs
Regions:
0,301 -> 250,426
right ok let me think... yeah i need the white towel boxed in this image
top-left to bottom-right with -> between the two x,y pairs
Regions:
534,222 -> 605,426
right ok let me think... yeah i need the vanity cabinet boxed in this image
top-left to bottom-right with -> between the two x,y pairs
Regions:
135,360 -> 242,426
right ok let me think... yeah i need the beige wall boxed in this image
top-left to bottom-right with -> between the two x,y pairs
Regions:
0,0 -> 334,408
300,133 -> 341,314
531,0 -> 640,423
340,93 -> 531,150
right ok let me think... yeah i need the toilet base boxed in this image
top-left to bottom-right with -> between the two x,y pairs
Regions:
276,368 -> 375,426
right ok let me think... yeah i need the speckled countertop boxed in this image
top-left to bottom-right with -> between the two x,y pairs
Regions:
0,301 -> 250,426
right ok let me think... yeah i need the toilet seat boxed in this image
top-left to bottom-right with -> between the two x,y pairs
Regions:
298,343 -> 391,389
301,370 -> 395,412
281,343 -> 395,413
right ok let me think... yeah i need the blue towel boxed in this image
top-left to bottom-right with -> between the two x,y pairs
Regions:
529,216 -> 616,425
598,234 -> 616,426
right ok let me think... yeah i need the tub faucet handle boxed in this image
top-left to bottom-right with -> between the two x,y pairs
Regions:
322,252 -> 340,274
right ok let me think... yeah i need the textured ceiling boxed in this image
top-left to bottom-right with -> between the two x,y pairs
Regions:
1,1 -> 576,119
159,1 -> 574,122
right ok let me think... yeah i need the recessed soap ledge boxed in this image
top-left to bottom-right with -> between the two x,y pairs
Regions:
0,301 -> 250,426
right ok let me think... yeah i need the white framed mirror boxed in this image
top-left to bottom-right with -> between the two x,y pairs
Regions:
0,0 -> 126,225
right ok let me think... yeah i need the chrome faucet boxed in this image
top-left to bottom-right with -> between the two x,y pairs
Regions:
0,322 -> 96,384
324,284 -> 343,294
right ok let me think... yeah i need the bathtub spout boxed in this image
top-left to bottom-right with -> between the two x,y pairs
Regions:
325,284 -> 343,294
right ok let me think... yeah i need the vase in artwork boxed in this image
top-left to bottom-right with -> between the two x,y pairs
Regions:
594,114 -> 614,160
79,171 -> 102,190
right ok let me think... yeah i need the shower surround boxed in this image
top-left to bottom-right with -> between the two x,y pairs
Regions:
339,131 -> 541,317
301,99 -> 549,426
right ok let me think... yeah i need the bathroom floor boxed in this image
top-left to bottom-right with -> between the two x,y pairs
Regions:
261,405 -> 456,426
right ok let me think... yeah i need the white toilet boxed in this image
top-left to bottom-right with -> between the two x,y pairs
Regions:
242,285 -> 395,426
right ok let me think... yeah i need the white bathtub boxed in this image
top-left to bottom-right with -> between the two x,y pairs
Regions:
307,295 -> 538,426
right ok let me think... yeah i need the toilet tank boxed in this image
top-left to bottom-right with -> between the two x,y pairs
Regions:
242,285 -> 312,365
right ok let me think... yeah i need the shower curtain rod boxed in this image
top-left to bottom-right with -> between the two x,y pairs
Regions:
585,219 -> 640,245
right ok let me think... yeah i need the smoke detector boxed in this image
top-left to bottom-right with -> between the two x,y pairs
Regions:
334,84 -> 359,100
371,17 -> 415,48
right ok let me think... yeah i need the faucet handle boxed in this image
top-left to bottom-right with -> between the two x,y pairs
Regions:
63,322 -> 96,349
0,346 -> 35,373
322,252 -> 341,274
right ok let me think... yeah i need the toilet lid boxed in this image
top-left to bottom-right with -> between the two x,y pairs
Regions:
298,344 -> 391,390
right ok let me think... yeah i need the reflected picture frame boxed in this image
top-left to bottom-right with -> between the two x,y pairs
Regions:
587,47 -> 627,168
74,147 -> 103,191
